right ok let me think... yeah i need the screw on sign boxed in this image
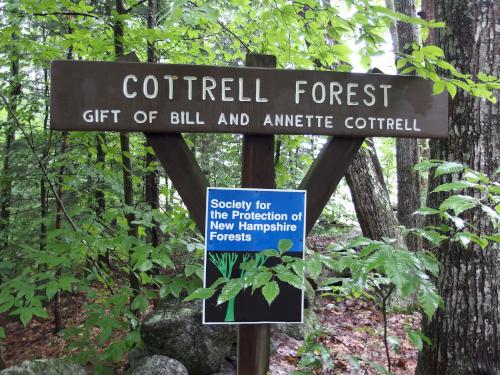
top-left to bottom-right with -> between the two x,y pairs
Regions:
49,53 -> 447,375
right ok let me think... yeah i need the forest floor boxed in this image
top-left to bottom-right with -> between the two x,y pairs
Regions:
270,298 -> 420,374
0,233 -> 421,374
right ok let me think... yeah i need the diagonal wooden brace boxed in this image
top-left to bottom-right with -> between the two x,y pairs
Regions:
145,133 -> 209,233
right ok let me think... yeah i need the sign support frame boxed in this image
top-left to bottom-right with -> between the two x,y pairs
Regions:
49,52 -> 448,375
236,54 -> 276,375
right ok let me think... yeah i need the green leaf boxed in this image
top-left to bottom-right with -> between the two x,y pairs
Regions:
429,20 -> 446,28
434,161 -> 464,177
217,279 -> 243,305
446,82 -> 457,98
432,181 -> 475,192
31,307 -> 48,319
432,81 -> 445,95
383,251 -> 406,289
419,252 -> 439,276
278,239 -> 293,255
359,242 -> 381,257
439,195 -> 479,215
136,259 -> 153,272
485,234 -> 500,243
58,276 -> 75,291
252,271 -> 273,291
46,281 -> 59,300
407,328 -> 424,350
481,205 -> 500,227
414,229 -> 443,246
262,281 -> 280,306
347,237 -> 373,247
276,270 -> 304,290
330,44 -> 351,57
421,45 -> 445,58
18,308 -> 33,327
396,58 -> 407,70
0,326 -> 5,339
306,256 -> 322,280
418,283 -> 442,319
131,295 -> 149,312
400,66 -> 416,75
184,287 -> 215,301
454,232 -> 489,249
414,160 -> 442,172
258,249 -> 278,258
420,27 -> 429,42
415,207 -> 440,216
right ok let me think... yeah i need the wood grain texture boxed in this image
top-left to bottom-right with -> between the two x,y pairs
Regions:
50,60 -> 448,138
145,133 -> 209,233
237,53 -> 276,375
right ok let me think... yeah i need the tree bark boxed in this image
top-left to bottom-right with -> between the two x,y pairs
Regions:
95,133 -> 106,217
40,66 -> 49,251
114,0 -> 141,295
95,132 -> 110,266
393,0 -> 422,251
345,140 -> 404,244
0,33 -> 21,250
144,0 -> 161,248
53,132 -> 68,333
416,1 -> 500,374
52,24 -> 74,334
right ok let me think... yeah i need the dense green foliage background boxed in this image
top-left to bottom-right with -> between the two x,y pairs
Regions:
0,1 -> 498,373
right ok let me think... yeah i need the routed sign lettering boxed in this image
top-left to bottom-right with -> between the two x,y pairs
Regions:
203,188 -> 306,324
50,60 -> 448,138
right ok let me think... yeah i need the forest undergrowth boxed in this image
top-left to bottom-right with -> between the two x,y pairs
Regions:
0,233 -> 421,375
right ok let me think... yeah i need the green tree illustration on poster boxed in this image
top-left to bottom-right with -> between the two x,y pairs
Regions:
209,252 -> 269,322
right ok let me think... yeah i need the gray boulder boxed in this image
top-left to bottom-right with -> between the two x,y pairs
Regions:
127,355 -> 187,375
128,346 -> 151,368
0,358 -> 85,375
141,299 -> 237,375
277,279 -> 319,340
209,360 -> 236,375
276,308 -> 320,341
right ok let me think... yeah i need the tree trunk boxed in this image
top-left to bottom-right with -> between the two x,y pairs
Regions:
345,139 -> 404,244
114,0 -> 141,297
52,26 -> 74,334
416,1 -> 500,374
393,0 -> 422,251
0,34 -> 20,250
40,67 -> 49,251
144,0 -> 161,248
53,132 -> 69,333
95,132 -> 110,265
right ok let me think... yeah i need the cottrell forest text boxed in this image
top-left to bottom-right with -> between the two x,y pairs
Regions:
50,61 -> 448,138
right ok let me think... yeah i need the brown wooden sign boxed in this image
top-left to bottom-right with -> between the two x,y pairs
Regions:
50,60 -> 448,138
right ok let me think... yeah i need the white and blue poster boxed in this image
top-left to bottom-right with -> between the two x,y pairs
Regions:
203,188 -> 306,324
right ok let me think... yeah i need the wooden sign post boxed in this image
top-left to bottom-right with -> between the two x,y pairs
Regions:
239,54 -> 275,375
50,53 -> 448,375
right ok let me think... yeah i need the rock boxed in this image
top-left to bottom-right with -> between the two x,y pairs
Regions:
209,360 -> 236,375
276,308 -> 320,341
0,358 -> 85,375
128,347 -> 151,368
141,299 -> 237,375
127,355 -> 187,375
